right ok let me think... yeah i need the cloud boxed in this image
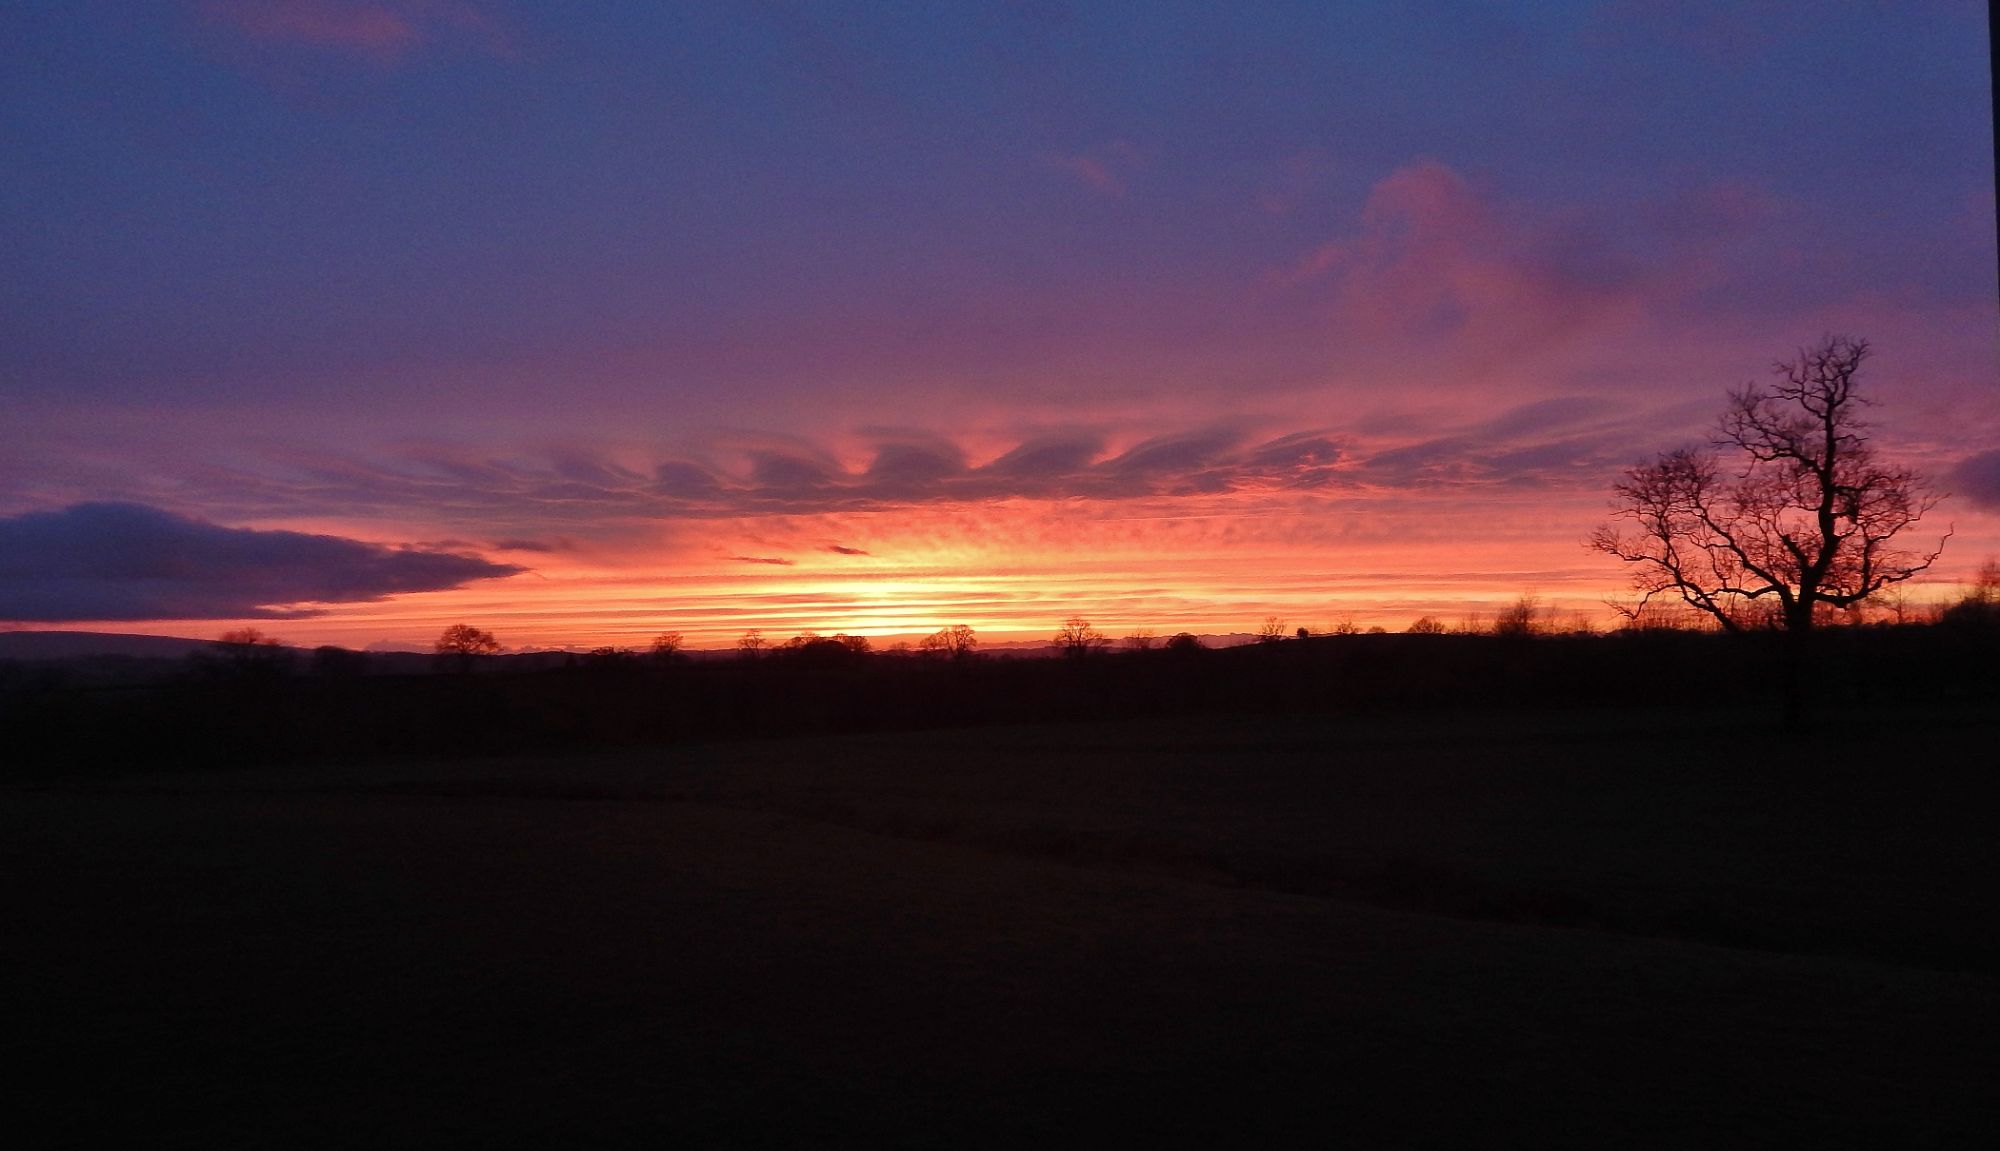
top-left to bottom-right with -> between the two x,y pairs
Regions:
0,503 -> 524,623
1279,160 -> 1648,376
746,448 -> 839,493
826,544 -> 871,556
78,407 -> 1687,545
197,0 -> 510,64
1949,450 -> 2000,511
1347,397 -> 1669,491
1043,141 -> 1144,197
728,555 -> 795,566
865,441 -> 968,491
982,434 -> 1104,484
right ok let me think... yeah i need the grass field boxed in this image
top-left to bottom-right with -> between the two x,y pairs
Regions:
7,702 -> 1996,1147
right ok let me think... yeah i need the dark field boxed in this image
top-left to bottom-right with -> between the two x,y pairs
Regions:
7,702 -> 1997,1148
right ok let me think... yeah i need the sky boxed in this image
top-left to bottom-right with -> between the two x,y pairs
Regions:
2,1 -> 1995,651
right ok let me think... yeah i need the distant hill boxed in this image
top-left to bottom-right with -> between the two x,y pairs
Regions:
0,631 -> 221,661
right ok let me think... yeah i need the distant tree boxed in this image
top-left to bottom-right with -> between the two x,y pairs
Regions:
434,624 -> 499,673
1164,631 -> 1204,653
214,628 -> 292,677
737,629 -> 766,658
1406,616 -> 1448,635
1592,337 -> 1945,633
1492,595 -> 1542,638
921,624 -> 978,659
1055,617 -> 1108,657
582,646 -> 640,672
1296,626 -> 1313,641
781,633 -> 866,665
1255,616 -> 1288,644
1123,629 -> 1157,652
1940,560 -> 2000,631
649,632 -> 684,664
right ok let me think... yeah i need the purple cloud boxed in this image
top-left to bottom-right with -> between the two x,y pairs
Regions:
0,502 -> 524,622
1949,450 -> 2000,511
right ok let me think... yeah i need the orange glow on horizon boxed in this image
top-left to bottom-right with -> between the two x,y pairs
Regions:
23,479 -> 1994,653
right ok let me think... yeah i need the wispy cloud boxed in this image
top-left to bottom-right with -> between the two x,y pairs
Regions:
0,502 -> 523,622
25,407 -> 1691,548
1043,141 -> 1145,197
728,554 -> 795,566
196,0 -> 511,64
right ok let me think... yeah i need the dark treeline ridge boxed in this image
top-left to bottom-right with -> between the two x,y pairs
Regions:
4,624 -> 1996,778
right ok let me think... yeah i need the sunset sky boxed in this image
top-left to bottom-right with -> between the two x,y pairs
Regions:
3,2 -> 1995,651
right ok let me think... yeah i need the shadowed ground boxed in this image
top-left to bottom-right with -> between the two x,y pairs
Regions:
7,704 -> 1996,1147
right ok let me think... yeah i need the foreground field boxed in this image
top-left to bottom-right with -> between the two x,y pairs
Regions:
7,704 -> 1996,1147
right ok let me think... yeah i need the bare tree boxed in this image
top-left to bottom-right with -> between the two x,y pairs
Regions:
921,623 -> 978,659
737,629 -> 766,658
213,628 -> 292,677
1592,337 -> 1945,633
1255,616 -> 1288,644
1492,595 -> 1542,637
1122,629 -> 1157,652
1406,616 -> 1448,635
434,623 -> 499,673
649,632 -> 684,664
1055,617 -> 1107,657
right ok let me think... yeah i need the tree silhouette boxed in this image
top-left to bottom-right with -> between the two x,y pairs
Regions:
649,632 -> 684,664
1592,337 -> 1945,633
1492,595 -> 1542,638
212,628 -> 292,678
1256,616 -> 1288,644
920,624 -> 978,659
1940,560 -> 2000,630
1055,617 -> 1107,657
434,623 -> 499,673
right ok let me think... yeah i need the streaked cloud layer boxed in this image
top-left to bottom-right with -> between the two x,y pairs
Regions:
0,3 -> 1992,646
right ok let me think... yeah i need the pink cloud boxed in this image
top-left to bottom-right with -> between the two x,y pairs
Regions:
1278,160 -> 1649,380
1043,141 -> 1145,197
197,0 -> 509,64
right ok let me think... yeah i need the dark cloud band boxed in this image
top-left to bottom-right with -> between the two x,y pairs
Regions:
0,502 -> 525,622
